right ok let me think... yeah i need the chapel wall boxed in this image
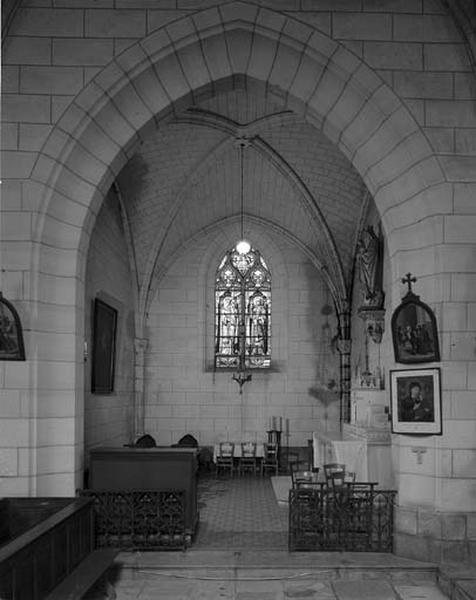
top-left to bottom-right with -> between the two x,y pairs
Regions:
83,187 -> 136,465
0,1 -> 475,563
144,225 -> 340,449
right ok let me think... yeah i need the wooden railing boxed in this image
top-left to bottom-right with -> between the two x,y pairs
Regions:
0,498 -> 94,600
288,484 -> 397,552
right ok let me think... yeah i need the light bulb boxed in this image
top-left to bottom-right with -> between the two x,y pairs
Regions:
236,240 -> 251,254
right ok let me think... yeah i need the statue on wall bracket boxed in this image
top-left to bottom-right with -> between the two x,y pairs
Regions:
391,273 -> 440,364
356,225 -> 385,344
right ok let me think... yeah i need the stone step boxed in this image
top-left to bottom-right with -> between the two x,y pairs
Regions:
94,551 -> 453,600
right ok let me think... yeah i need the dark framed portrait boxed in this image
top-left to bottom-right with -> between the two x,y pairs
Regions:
390,368 -> 441,435
391,295 -> 440,364
0,293 -> 26,361
91,298 -> 117,394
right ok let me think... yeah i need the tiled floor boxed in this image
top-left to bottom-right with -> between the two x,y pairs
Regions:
195,474 -> 288,549
84,474 -> 455,599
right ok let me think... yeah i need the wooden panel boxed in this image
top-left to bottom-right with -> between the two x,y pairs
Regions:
0,498 -> 94,600
88,447 -> 199,536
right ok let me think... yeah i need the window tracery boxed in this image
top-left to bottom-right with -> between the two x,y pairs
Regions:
215,246 -> 271,369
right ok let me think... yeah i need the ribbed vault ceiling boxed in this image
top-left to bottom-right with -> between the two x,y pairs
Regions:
116,85 -> 368,310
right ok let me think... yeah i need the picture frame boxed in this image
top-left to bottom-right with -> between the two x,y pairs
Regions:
0,292 -> 26,361
391,292 -> 440,364
390,368 -> 442,435
91,298 -> 117,394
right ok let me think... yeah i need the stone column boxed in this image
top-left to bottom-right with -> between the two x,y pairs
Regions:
134,337 -> 148,437
337,307 -> 351,425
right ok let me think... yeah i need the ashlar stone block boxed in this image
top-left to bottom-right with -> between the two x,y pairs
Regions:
2,94 -> 51,123
442,155 -> 476,181
20,66 -> 83,95
424,43 -> 471,71
1,151 -> 36,179
394,71 -> 452,99
393,14 -> 461,42
85,9 -> 146,38
53,38 -> 114,66
364,41 -> 423,70
0,449 -> 18,477
12,8 -> 83,37
3,36 -> 51,65
333,12 -> 392,41
441,513 -> 467,540
268,42 -> 302,92
147,10 -> 189,35
200,34 -> 233,83
1,123 -> 18,150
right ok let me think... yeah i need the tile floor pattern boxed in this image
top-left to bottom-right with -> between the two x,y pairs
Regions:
84,474 -> 451,599
195,475 -> 288,549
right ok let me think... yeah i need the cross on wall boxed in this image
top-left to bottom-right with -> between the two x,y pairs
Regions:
411,447 -> 427,465
402,273 -> 417,294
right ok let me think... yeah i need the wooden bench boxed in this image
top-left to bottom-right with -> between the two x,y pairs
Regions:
45,548 -> 118,600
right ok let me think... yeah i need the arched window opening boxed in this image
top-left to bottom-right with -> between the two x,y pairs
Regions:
215,246 -> 271,370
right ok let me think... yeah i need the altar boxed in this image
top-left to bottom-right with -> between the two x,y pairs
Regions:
312,430 -> 368,481
313,388 -> 394,489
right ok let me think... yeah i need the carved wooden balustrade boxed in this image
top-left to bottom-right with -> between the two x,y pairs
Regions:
288,483 -> 397,552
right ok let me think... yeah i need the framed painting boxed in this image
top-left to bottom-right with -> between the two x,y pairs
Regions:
91,298 -> 117,394
0,293 -> 25,361
390,368 -> 442,435
391,294 -> 440,364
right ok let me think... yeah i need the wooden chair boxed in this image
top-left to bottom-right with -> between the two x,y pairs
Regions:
294,469 -> 320,490
239,441 -> 257,476
291,461 -> 320,489
261,442 -> 279,476
216,442 -> 235,477
323,463 -> 346,486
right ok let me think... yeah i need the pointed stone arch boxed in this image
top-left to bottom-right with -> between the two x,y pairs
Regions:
26,1 -> 447,493
33,2 -> 443,283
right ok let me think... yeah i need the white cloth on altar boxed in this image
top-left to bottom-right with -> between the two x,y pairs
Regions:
332,440 -> 367,480
312,431 -> 368,482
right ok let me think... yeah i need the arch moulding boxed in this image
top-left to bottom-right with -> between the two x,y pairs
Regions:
25,1 -> 446,494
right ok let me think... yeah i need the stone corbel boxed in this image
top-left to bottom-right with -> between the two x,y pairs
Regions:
358,307 -> 385,344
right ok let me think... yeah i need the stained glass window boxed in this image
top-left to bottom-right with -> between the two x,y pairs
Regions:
215,246 -> 271,369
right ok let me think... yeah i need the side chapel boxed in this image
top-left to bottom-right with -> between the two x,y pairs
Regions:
1,0 -> 476,570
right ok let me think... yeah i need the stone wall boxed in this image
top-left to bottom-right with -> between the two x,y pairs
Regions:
144,225 -> 340,448
84,187 -> 135,464
1,0 -> 476,563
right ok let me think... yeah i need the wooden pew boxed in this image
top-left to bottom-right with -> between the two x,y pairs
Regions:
45,549 -> 118,600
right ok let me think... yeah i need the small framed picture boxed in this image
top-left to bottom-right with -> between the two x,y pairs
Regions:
391,295 -> 440,364
0,293 -> 25,361
91,298 -> 117,394
390,368 -> 442,435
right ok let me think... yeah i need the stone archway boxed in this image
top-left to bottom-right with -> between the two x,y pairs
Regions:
27,2 -> 446,494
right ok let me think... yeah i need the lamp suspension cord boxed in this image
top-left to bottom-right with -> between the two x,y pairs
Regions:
240,141 -> 244,241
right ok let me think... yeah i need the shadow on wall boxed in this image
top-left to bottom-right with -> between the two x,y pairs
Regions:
308,385 -> 340,430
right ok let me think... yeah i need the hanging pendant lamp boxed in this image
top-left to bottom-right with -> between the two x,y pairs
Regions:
235,139 -> 251,255
233,138 -> 252,393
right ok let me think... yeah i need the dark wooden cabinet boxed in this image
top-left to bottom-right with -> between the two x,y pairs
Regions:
88,447 -> 199,537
